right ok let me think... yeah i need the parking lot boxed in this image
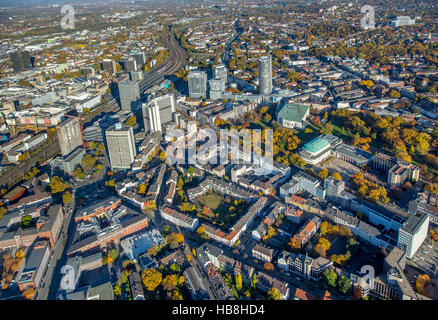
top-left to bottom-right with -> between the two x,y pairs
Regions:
319,157 -> 361,185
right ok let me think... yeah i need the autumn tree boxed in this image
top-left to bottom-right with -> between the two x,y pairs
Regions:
288,236 -> 301,251
162,274 -> 178,291
319,168 -> 329,180
166,233 -> 184,245
49,176 -> 70,194
142,268 -> 163,291
62,191 -> 73,205
332,172 -> 342,181
415,274 -> 431,295
268,287 -> 281,300
235,273 -> 243,291
22,287 -> 36,300
263,262 -> 275,271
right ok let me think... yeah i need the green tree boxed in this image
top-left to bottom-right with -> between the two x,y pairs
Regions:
338,275 -> 351,295
107,249 -> 119,261
323,268 -> 338,287
21,215 -> 32,228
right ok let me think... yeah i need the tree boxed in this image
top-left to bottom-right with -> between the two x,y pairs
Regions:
125,116 -> 137,126
107,249 -> 119,263
166,233 -> 184,245
319,168 -> 329,180
0,206 -> 6,221
415,274 -> 431,295
320,122 -> 334,135
288,236 -> 301,250
332,172 -> 342,181
323,268 -> 337,287
22,287 -> 36,300
21,215 -> 32,228
49,176 -> 70,194
338,275 -> 351,295
142,268 -> 163,291
172,289 -> 183,300
250,273 -> 257,288
62,191 -> 73,205
162,274 -> 178,291
113,284 -> 121,297
82,154 -> 97,169
263,262 -> 275,271
138,184 -> 147,194
389,90 -> 401,98
73,166 -> 85,180
268,287 -> 281,300
235,273 -> 243,291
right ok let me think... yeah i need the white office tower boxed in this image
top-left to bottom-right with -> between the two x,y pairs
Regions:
118,80 -> 141,112
57,117 -> 83,157
213,64 -> 228,84
209,78 -> 226,100
397,206 -> 429,259
105,123 -> 137,170
142,94 -> 177,132
258,55 -> 272,95
188,70 -> 207,99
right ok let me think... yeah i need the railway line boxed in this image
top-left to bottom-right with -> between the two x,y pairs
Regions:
139,28 -> 188,92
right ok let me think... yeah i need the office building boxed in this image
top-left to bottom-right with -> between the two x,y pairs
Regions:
57,117 -> 84,157
105,123 -> 137,170
388,162 -> 420,187
124,58 -> 138,73
101,59 -> 117,75
188,70 -> 207,99
68,197 -> 148,256
324,176 -> 345,201
10,50 -> 33,73
398,207 -> 429,259
131,52 -> 146,68
142,94 -> 176,132
118,80 -> 141,112
258,55 -> 272,95
209,78 -> 226,100
129,71 -> 144,82
17,240 -> 51,291
213,64 -> 228,84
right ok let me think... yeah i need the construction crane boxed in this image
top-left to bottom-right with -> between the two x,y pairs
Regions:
64,114 -> 86,149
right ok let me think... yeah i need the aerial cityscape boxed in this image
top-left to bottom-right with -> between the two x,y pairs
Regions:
0,0 -> 437,302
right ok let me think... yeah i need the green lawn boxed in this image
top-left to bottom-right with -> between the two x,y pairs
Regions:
194,191 -> 249,229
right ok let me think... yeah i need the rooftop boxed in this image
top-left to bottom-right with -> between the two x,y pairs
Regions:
303,137 -> 330,154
